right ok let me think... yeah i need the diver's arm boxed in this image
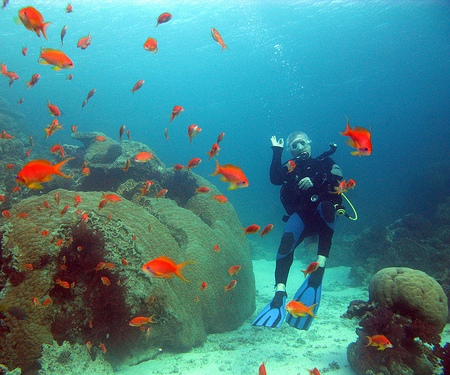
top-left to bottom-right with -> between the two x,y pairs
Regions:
270,146 -> 285,185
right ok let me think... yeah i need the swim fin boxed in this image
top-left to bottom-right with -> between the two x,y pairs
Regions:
251,291 -> 287,328
285,266 -> 324,330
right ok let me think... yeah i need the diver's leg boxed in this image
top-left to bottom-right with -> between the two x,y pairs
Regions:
271,213 -> 305,307
316,201 -> 336,259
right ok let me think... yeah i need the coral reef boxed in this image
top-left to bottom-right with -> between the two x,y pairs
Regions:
0,186 -> 255,372
345,267 -> 448,375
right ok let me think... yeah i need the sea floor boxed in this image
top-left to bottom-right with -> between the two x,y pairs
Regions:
116,260 -> 450,375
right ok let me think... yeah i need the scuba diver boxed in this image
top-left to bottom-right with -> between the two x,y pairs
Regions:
252,131 -> 344,329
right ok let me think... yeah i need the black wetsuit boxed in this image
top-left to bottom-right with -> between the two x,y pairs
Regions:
270,146 -> 343,286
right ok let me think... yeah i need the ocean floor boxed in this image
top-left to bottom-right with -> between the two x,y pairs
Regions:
116,259 -> 450,375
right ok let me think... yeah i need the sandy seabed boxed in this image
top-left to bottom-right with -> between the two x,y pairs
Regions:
116,259 -> 450,375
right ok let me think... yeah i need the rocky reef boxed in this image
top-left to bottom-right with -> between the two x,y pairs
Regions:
344,267 -> 449,375
0,128 -> 255,373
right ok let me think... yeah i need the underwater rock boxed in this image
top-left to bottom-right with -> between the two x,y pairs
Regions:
369,267 -> 448,333
346,267 -> 448,375
0,188 -> 255,372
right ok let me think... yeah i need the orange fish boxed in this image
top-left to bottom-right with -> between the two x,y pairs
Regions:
334,179 -> 356,194
212,194 -> 228,204
212,160 -> 249,190
308,368 -> 321,375
42,297 -> 53,307
16,212 -> 29,219
260,224 -> 274,237
228,265 -> 241,276
121,258 -> 129,266
301,262 -> 320,277
100,276 -> 111,286
55,278 -> 71,289
135,151 -> 153,162
224,279 -> 237,292
365,334 -> 393,351
259,361 -> 267,375
60,205 -> 70,215
50,143 -> 65,157
156,12 -> 172,27
196,186 -> 210,194
142,256 -> 194,282
74,194 -> 82,207
131,79 -> 144,94
200,281 -> 208,291
143,37 -> 158,53
99,342 -> 107,353
0,130 -> 14,139
285,300 -> 317,318
207,143 -> 220,159
16,158 -> 73,189
24,263 -> 34,271
211,28 -> 228,51
44,119 -> 63,139
39,48 -> 74,70
155,188 -> 168,198
187,157 -> 202,171
243,224 -> 260,235
2,210 -> 11,218
122,158 -> 130,172
187,124 -> 202,143
95,262 -> 106,271
5,163 -> 14,170
173,164 -> 184,171
95,135 -> 106,142
77,33 -> 92,49
169,105 -> 184,122
340,117 -> 372,156
18,6 -> 51,39
25,73 -> 40,89
66,4 -> 73,13
98,199 -> 108,210
140,180 -> 154,196
102,192 -> 121,203
129,315 -> 156,326
287,160 -> 296,173
213,244 -> 220,252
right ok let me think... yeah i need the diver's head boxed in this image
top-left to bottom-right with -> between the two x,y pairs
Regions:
286,131 -> 311,159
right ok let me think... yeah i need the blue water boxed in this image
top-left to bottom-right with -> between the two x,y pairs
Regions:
1,0 -> 449,243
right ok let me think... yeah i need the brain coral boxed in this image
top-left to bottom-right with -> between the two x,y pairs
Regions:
369,267 -> 448,333
0,187 -> 255,372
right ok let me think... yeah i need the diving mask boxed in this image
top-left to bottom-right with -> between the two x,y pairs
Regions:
286,131 -> 311,158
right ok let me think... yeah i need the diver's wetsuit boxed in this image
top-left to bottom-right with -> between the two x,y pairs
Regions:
270,146 -> 343,286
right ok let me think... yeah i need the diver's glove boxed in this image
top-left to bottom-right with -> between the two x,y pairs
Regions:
298,177 -> 313,190
270,135 -> 284,148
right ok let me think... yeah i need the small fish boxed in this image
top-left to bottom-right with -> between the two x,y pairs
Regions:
77,33 -> 92,49
16,158 -> 73,189
259,361 -> 267,375
121,258 -> 129,266
156,12 -> 172,27
143,37 -> 158,53
243,224 -> 260,235
224,279 -> 237,292
129,315 -> 156,326
102,192 -> 122,203
18,97 -> 25,105
122,159 -> 130,172
100,276 -> 111,286
260,224 -> 274,237
44,119 -> 63,139
55,278 -> 71,289
200,281 -> 208,290
95,262 -> 106,271
0,130 -> 14,139
142,256 -> 194,282
156,188 -> 168,198
287,160 -> 296,173
164,127 -> 169,140
47,100 -> 61,117
187,157 -> 201,171
212,160 -> 249,190
99,342 -> 107,353
74,194 -> 82,207
169,105 -> 184,122
285,300 -> 316,318
86,88 -> 96,100
212,194 -> 228,204
60,25 -> 68,46
1,210 -> 11,218
196,186 -> 210,194
66,4 -> 73,13
60,205 -> 70,215
228,265 -> 241,276
173,164 -> 184,170
334,179 -> 356,194
213,244 -> 220,252
18,6 -> 51,40
140,180 -> 153,196
211,28 -> 228,51
365,334 -> 393,351
131,79 -> 145,94
25,73 -> 40,89
22,47 -> 28,56
187,124 -> 202,143
340,117 -> 372,156
67,74 -> 73,80
5,163 -> 14,170
42,297 -> 52,307
135,151 -> 153,162
50,143 -> 65,158
301,262 -> 320,277
207,143 -> 220,159
39,48 -> 74,70
308,368 -> 321,375
126,130 -> 131,140
95,135 -> 106,142
217,132 -> 225,144
98,199 -> 108,210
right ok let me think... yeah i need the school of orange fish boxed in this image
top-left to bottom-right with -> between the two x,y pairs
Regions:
0,4 -> 379,372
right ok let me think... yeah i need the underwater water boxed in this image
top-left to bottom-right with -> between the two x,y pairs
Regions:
1,0 -> 450,374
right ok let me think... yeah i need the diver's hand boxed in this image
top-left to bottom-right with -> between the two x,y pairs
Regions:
298,177 -> 313,190
270,136 -> 284,148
